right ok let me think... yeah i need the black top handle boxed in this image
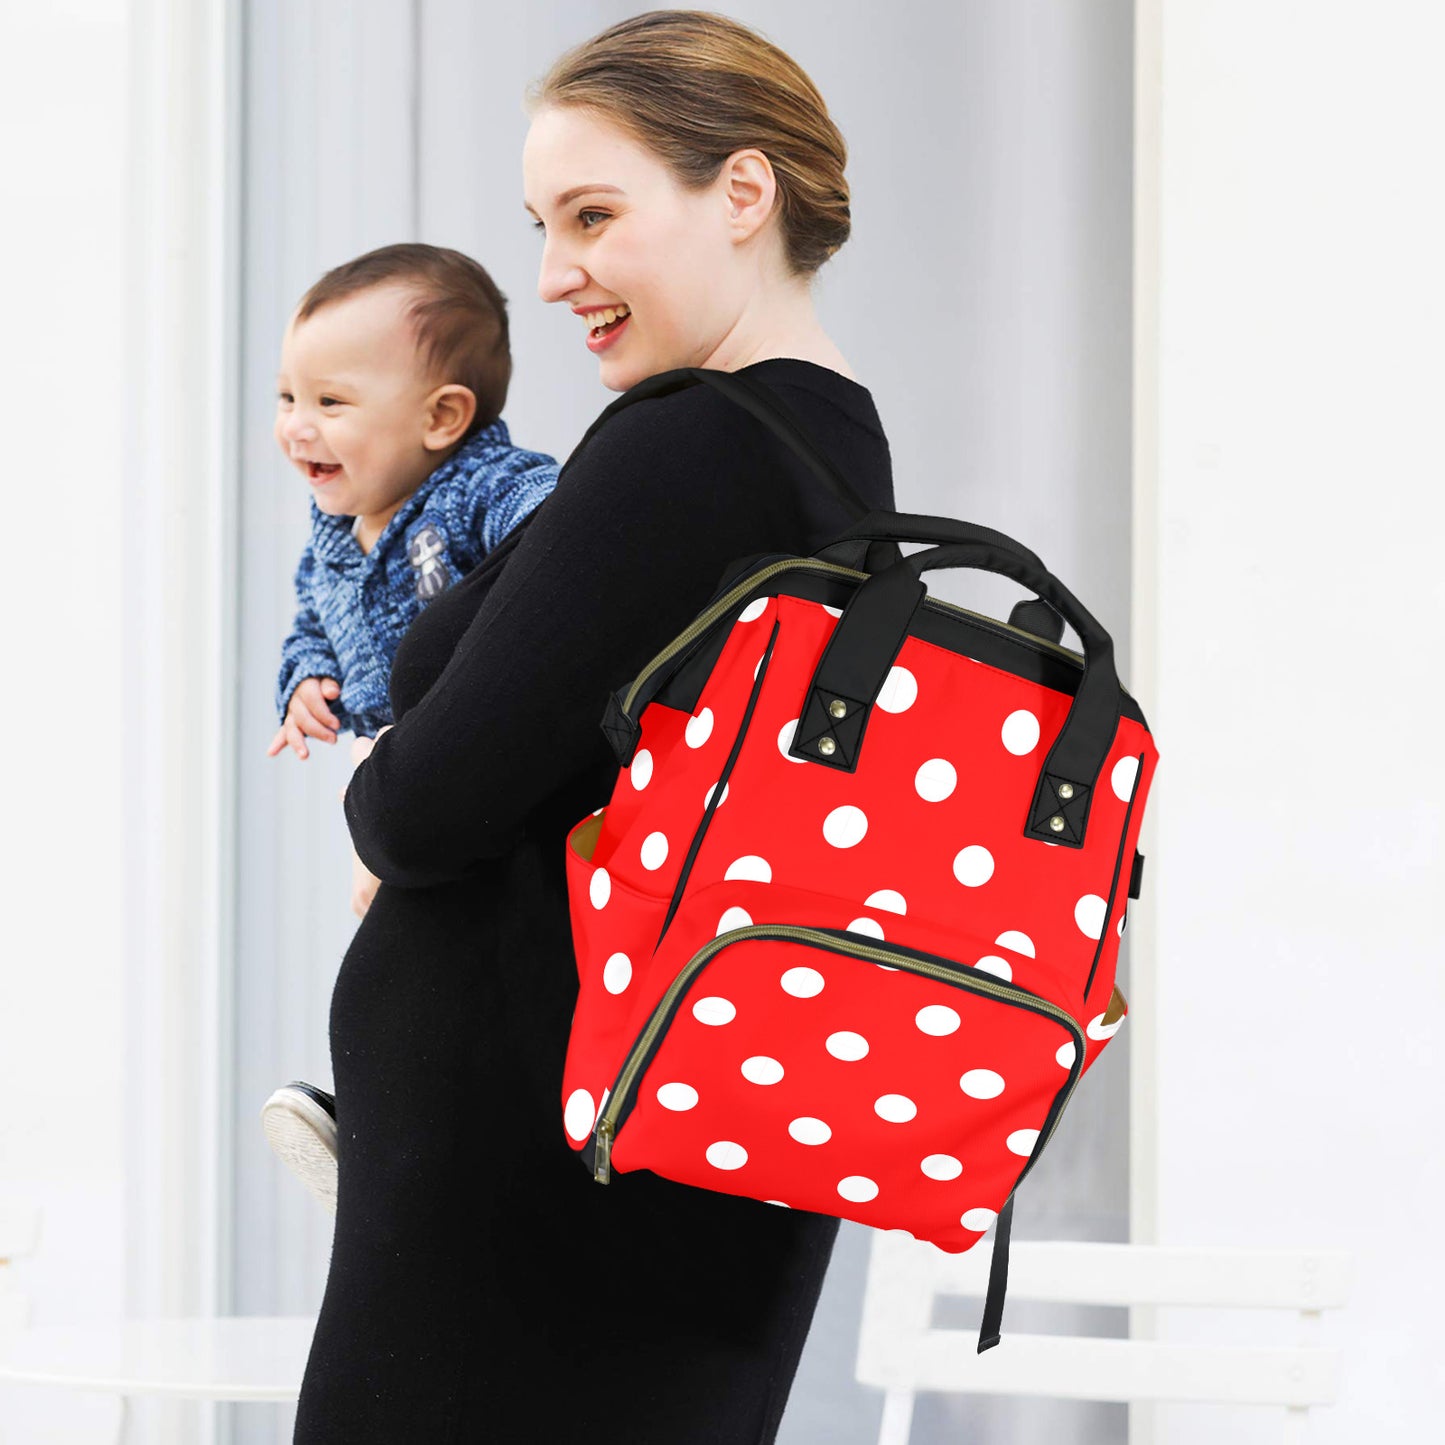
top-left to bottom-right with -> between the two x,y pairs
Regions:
787,538 -> 1124,850
813,510 -> 1049,574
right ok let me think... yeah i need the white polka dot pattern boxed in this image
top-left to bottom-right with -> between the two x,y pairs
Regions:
780,967 -> 824,998
602,952 -> 632,994
724,855 -> 772,882
557,590 -> 1156,1256
692,996 -> 736,1026
953,846 -> 995,887
706,1141 -> 748,1170
960,1069 -> 1005,1099
823,806 -> 868,848
563,1089 -> 595,1142
656,1082 -> 698,1111
865,889 -> 907,915
1001,709 -> 1041,755
915,758 -> 957,801
716,906 -> 753,936
588,867 -> 610,910
685,708 -> 714,747
915,1005 -> 961,1036
826,1031 -> 870,1061
874,1094 -> 917,1122
741,1056 -> 784,1085
875,667 -> 917,713
629,748 -> 653,790
789,1117 -> 832,1145
973,955 -> 1012,982
921,1154 -> 963,1180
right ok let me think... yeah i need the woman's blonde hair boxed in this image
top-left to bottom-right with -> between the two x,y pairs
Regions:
524,9 -> 850,278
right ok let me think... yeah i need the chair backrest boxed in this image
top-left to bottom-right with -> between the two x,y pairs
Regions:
0,1204 -> 41,1334
856,1231 -> 1351,1408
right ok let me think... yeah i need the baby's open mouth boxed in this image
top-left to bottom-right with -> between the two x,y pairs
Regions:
307,461 -> 342,481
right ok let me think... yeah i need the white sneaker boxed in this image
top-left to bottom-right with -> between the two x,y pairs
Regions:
261,1081 -> 338,1214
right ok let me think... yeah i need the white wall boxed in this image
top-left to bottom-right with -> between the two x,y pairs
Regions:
1,2 -> 234,1442
1142,2 -> 1444,1440
0,2 -> 129,1440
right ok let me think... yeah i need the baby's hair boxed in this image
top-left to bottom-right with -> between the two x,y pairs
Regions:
524,9 -> 850,279
296,243 -> 512,438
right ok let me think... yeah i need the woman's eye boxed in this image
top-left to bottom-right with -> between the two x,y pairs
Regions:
530,210 -> 608,233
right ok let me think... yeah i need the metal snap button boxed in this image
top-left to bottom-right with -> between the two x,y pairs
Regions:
819,737 -> 837,756
829,699 -> 847,719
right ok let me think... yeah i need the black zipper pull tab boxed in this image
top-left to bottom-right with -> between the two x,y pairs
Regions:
593,1119 -> 613,1184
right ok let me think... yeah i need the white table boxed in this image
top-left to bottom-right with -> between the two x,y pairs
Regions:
0,1316 -> 314,1402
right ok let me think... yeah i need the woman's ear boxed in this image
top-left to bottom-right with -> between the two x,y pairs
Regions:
425,384 -> 478,448
722,147 -> 777,239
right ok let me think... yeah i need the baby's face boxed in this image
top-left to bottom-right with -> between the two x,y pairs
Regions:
274,284 -> 451,522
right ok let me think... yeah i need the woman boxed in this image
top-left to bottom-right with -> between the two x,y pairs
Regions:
292,11 -> 896,1441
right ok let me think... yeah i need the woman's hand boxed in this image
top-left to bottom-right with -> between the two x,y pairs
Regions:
343,725 -> 392,916
350,843 -> 382,919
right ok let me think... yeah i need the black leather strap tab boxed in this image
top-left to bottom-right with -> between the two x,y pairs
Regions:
791,686 -> 872,770
786,561 -> 926,769
1129,848 -> 1146,900
1027,771 -> 1094,845
599,689 -> 641,767
977,1194 -> 1014,1353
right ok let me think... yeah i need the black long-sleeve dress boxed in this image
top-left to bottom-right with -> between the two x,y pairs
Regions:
291,358 -> 896,1444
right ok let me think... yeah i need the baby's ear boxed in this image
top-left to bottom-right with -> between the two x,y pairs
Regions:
424,384 -> 476,445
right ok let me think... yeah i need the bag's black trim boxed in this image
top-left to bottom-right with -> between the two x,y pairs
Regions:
978,1195 -> 1014,1353
654,619 -> 782,949
620,561 -> 1150,738
1008,597 -> 1065,645
1084,753 -> 1146,1002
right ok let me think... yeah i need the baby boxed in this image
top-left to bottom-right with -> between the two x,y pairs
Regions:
267,241 -> 558,759
261,243 -> 558,1211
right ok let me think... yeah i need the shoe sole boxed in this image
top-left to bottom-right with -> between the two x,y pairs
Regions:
260,1086 -> 339,1214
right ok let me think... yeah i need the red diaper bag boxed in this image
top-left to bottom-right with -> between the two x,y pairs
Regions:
557,369 -> 1158,1352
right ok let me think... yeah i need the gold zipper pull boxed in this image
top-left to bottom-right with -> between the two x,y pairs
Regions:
593,1119 -> 613,1184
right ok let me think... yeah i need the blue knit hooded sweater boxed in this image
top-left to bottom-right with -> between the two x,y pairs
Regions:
275,416 -> 558,737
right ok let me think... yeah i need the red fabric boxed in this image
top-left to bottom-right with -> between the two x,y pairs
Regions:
563,590 -> 1156,1251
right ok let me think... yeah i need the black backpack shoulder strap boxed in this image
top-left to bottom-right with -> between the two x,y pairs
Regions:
557,365 -> 875,522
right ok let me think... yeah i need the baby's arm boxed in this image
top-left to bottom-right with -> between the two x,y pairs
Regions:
270,542 -> 349,759
481,459 -> 558,553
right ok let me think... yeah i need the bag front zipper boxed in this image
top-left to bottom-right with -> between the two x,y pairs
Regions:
590,924 -> 1086,1205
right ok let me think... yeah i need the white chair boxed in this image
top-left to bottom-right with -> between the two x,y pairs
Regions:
1,1201 -> 311,1440
855,1231 -> 1351,1444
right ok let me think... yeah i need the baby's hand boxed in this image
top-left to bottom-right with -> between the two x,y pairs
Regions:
267,676 -> 343,760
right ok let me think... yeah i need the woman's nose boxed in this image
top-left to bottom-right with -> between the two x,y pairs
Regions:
536,244 -> 585,306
